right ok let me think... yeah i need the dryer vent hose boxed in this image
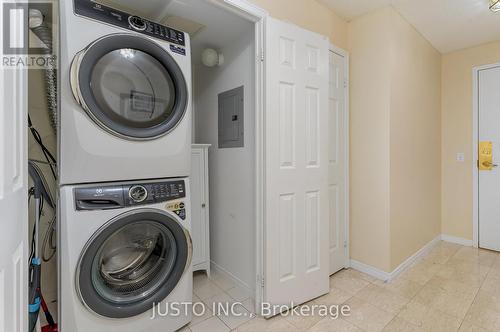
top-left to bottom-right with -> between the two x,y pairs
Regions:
30,24 -> 58,134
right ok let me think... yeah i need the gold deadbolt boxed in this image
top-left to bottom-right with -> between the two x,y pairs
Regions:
479,141 -> 498,170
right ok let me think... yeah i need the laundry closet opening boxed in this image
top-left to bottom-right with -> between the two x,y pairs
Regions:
187,1 -> 257,306
137,0 -> 259,309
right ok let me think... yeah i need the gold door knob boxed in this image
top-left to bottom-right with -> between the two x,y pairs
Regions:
482,161 -> 498,168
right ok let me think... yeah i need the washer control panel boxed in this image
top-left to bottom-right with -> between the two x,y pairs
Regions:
74,0 -> 186,46
75,179 -> 186,212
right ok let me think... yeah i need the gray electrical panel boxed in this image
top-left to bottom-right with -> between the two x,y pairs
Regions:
218,86 -> 244,148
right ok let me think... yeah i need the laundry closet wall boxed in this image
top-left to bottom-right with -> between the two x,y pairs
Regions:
193,28 -> 256,290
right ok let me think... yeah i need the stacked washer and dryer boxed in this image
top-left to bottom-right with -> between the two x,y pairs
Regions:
58,1 -> 193,331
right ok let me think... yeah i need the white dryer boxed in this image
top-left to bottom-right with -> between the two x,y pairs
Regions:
59,178 -> 192,331
59,0 -> 192,185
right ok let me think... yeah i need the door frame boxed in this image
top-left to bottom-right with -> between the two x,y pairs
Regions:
208,0 -> 267,310
472,61 -> 500,249
329,44 -> 351,269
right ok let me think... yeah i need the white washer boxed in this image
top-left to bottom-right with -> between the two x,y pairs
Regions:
59,178 -> 192,332
59,0 -> 192,185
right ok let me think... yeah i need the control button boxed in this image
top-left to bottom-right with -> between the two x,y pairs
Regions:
128,15 -> 147,31
129,185 -> 148,203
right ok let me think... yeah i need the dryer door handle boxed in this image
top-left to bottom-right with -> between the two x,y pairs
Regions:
76,199 -> 122,210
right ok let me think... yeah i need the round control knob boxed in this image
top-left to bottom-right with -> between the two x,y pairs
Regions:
128,15 -> 147,31
129,185 -> 148,203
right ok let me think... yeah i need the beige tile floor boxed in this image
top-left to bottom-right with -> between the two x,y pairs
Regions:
181,242 -> 500,332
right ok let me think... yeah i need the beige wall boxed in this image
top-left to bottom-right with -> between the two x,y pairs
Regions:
249,0 -> 348,50
389,11 -> 442,270
348,8 -> 393,272
441,41 -> 500,240
349,8 -> 442,272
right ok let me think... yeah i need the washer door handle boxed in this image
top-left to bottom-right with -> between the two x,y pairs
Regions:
183,227 -> 193,274
69,50 -> 88,110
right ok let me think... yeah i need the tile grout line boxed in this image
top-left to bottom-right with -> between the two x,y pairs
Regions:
456,251 -> 494,331
435,245 -> 491,331
340,272 -> 394,332
202,274 -> 255,331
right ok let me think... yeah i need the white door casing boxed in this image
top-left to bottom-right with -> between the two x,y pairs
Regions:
478,65 -> 500,252
263,17 -> 330,313
328,50 -> 348,275
0,4 -> 29,331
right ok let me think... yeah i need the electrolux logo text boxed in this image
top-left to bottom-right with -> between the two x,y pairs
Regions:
1,0 -> 57,69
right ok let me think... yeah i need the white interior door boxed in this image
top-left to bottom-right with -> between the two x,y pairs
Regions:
328,50 -> 347,275
0,9 -> 29,331
263,17 -> 329,314
478,65 -> 500,252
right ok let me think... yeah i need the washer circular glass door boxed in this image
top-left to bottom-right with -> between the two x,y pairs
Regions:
71,33 -> 188,140
77,209 -> 191,318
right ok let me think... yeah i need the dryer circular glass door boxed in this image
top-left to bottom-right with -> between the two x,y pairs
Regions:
77,209 -> 192,318
71,33 -> 188,140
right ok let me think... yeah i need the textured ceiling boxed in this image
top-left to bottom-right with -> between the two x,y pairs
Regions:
320,0 -> 500,53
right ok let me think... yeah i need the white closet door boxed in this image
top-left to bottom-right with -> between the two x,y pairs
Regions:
328,50 -> 347,275
0,5 -> 29,330
263,17 -> 330,314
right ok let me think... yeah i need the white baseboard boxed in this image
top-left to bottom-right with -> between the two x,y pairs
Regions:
350,259 -> 391,281
348,234 -> 478,283
389,235 -> 441,280
441,234 -> 473,247
350,235 -> 441,282
210,260 -> 252,293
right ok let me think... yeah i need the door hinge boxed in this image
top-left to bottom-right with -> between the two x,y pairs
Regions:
260,49 -> 264,62
343,80 -> 348,88
260,276 -> 265,288
344,241 -> 348,249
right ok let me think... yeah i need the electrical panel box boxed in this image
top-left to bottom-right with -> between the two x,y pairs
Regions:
218,86 -> 244,148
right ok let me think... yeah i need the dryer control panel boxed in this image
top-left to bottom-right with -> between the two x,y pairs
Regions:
74,0 -> 186,46
74,179 -> 186,212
